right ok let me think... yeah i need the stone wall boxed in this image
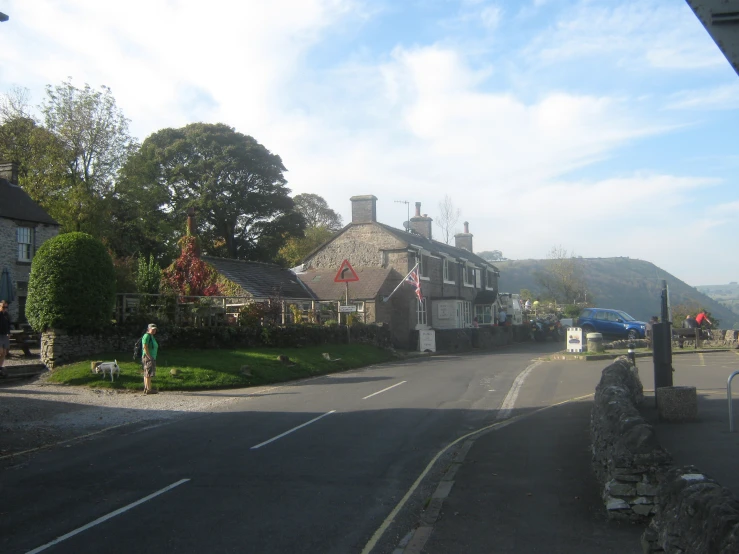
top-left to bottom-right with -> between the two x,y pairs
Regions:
41,323 -> 394,370
642,465 -> 739,553
0,218 -> 59,322
410,324 -> 526,353
591,359 -> 672,522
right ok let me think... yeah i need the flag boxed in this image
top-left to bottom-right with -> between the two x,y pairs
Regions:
405,265 -> 423,302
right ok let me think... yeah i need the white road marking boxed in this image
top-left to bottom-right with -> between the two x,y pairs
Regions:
496,360 -> 542,421
250,410 -> 336,450
26,479 -> 190,554
363,381 -> 407,400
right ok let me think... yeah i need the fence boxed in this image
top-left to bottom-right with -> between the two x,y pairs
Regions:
115,294 -> 343,328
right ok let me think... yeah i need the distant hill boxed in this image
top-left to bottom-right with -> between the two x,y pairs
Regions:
696,283 -> 739,315
495,257 -> 739,328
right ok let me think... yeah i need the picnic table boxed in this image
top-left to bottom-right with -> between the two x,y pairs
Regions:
9,328 -> 39,357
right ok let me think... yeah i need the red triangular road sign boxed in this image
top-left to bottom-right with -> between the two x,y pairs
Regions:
334,259 -> 359,283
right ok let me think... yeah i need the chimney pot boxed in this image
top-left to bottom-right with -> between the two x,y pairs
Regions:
464,221 -> 469,234
415,202 -> 421,217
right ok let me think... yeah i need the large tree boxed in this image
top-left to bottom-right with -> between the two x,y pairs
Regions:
0,81 -> 136,237
41,80 -> 137,233
117,123 -> 303,261
293,193 -> 343,230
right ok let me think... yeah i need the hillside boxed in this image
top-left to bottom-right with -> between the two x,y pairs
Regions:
696,283 -> 739,315
495,257 -> 739,328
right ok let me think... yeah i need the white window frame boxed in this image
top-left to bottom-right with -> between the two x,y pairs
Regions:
462,301 -> 472,327
17,227 -> 33,262
351,301 -> 365,313
417,297 -> 428,327
442,256 -> 455,284
463,263 -> 475,288
411,245 -> 431,281
475,304 -> 493,325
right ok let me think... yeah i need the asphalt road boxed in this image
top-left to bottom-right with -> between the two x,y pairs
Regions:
2,341 -> 578,554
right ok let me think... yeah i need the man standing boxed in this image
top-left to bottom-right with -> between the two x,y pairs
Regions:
0,300 -> 10,378
498,307 -> 507,326
141,323 -> 159,395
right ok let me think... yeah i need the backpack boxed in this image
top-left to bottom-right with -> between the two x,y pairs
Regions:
133,336 -> 143,361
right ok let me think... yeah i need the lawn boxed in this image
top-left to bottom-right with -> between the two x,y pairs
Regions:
47,344 -> 398,391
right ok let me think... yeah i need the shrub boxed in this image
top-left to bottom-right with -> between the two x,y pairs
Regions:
26,232 -> 116,333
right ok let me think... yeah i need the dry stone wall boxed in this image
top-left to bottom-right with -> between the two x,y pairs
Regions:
591,359 -> 672,522
642,466 -> 739,553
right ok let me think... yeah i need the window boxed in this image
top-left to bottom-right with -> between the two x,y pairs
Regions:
443,258 -> 454,283
463,265 -> 474,287
595,311 -> 608,321
486,269 -> 496,289
418,253 -> 430,279
417,298 -> 428,326
475,305 -> 493,325
17,227 -> 33,261
462,301 -> 472,326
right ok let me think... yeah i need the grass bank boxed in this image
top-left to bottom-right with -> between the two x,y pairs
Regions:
47,344 -> 398,391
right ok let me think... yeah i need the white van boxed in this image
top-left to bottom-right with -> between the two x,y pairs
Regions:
497,293 -> 523,325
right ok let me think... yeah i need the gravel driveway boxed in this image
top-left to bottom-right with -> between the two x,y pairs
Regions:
0,371 -> 267,461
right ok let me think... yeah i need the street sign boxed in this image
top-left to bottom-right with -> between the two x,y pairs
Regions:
338,305 -> 357,313
334,259 -> 359,283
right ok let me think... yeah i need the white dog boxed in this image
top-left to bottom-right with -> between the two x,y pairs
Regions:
95,360 -> 120,382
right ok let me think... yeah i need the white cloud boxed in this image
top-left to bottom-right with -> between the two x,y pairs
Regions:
526,1 -> 726,71
666,83 -> 739,111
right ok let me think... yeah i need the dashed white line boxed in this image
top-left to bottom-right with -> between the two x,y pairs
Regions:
496,360 -> 542,420
26,479 -> 191,554
250,410 -> 336,450
363,381 -> 407,400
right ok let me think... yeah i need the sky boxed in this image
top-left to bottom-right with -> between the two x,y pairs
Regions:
1,0 -> 738,286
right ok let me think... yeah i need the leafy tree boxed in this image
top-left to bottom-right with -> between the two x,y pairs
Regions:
278,226 -> 336,267
436,194 -> 460,245
41,79 -> 137,234
117,122 -> 303,261
136,254 -> 162,294
519,289 -> 534,302
26,233 -> 116,333
534,246 -> 591,304
478,250 -> 503,261
293,193 -> 343,230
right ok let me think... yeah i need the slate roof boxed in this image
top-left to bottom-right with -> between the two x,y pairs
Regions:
203,256 -> 314,301
376,222 -> 498,271
0,177 -> 58,225
296,267 -> 398,301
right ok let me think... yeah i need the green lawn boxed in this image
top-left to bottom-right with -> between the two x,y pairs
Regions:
47,344 -> 398,391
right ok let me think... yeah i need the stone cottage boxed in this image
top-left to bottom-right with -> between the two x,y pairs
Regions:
296,195 -> 500,347
0,162 -> 60,322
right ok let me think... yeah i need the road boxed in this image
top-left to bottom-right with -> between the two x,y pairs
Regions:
2,341 -> 595,554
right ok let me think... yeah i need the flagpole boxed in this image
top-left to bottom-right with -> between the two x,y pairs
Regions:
383,263 -> 419,303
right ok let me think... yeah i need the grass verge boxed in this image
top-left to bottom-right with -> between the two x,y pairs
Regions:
47,344 -> 398,391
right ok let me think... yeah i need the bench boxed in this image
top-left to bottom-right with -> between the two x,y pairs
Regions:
9,329 -> 39,357
672,327 -> 701,350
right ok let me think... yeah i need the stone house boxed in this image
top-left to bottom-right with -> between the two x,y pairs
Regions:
0,162 -> 60,322
296,195 -> 500,347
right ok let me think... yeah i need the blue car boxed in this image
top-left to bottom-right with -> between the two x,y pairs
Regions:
577,308 -> 647,340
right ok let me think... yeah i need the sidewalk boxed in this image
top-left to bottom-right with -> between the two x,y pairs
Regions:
641,389 -> 739,497
420,399 -> 642,554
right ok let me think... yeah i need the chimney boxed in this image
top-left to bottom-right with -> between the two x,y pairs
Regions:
454,221 -> 473,252
0,161 -> 19,185
409,202 -> 433,240
350,195 -> 377,224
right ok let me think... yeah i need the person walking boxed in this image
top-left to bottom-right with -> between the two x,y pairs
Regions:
141,323 -> 159,394
0,300 -> 10,378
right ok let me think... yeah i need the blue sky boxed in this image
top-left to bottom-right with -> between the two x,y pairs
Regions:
1,0 -> 738,286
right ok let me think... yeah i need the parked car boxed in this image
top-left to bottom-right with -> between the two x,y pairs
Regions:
577,308 -> 647,340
